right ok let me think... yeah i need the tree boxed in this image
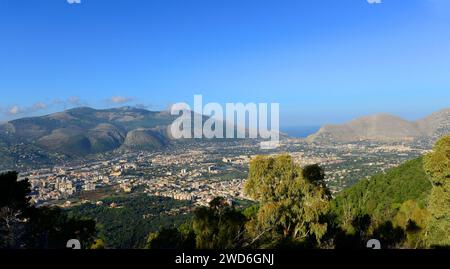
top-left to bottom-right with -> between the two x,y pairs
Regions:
146,228 -> 192,249
244,155 -> 330,248
24,206 -> 96,249
0,171 -> 31,211
91,239 -> 105,249
393,200 -> 428,248
371,221 -> 406,248
423,135 -> 450,248
424,135 -> 450,186
303,164 -> 325,184
0,172 -> 31,248
192,197 -> 246,249
330,157 -> 431,238
303,164 -> 331,198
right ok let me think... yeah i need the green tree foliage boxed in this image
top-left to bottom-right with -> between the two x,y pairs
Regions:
425,184 -> 450,247
330,156 -> 435,248
146,227 -> 195,249
0,171 -> 96,249
392,200 -> 429,248
424,135 -> 450,186
67,194 -> 191,249
90,238 -> 105,249
244,155 -> 330,248
331,157 -> 432,231
423,135 -> 450,248
302,164 -> 324,184
192,197 -> 246,249
25,207 -> 96,249
371,221 -> 406,248
326,213 -> 407,249
303,164 -> 331,198
325,214 -> 373,249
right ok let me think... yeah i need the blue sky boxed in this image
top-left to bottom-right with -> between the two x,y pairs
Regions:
0,0 -> 449,126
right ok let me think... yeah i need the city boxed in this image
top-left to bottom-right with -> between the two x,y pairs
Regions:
18,137 -> 429,210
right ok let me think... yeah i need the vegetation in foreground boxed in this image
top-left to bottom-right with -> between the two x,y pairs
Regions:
67,194 -> 192,249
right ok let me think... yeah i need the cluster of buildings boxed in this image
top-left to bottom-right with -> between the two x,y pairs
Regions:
20,142 -> 253,206
146,176 -> 246,206
17,138 -> 427,207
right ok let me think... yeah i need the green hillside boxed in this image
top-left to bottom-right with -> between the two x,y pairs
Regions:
331,157 -> 432,228
66,194 -> 192,249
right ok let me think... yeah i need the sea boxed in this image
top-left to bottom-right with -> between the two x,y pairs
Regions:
280,126 -> 321,138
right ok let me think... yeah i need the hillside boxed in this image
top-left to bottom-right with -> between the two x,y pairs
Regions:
66,194 -> 192,249
306,108 -> 450,144
331,157 -> 432,226
122,128 -> 169,150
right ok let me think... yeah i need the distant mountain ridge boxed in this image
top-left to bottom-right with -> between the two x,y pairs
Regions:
306,108 -> 450,144
0,106 -> 174,157
1,106 -> 448,169
0,106 -> 256,168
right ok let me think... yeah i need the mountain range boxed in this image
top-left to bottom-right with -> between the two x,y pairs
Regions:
0,106 -> 449,170
0,107 -> 174,157
306,108 -> 450,143
0,106 -> 246,169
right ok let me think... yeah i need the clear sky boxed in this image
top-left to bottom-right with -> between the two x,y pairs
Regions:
1,0 -> 449,126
